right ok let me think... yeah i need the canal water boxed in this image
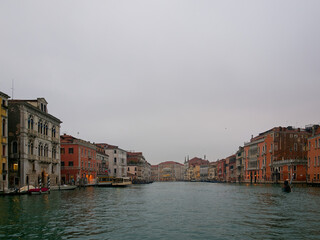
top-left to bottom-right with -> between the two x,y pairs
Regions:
1,182 -> 320,239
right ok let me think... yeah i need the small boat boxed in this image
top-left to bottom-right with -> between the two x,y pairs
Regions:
28,187 -> 49,194
97,176 -> 113,187
112,177 -> 132,187
50,185 -> 77,191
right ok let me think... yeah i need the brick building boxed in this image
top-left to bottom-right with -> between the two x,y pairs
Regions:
60,134 -> 98,184
244,126 -> 310,183
307,125 -> 320,183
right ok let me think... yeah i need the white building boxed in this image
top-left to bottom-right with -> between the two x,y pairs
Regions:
97,144 -> 127,178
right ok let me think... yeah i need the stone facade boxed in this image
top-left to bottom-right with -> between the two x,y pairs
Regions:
8,98 -> 61,188
0,91 -> 10,191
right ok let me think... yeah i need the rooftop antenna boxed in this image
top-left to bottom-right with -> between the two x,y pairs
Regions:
11,79 -> 14,99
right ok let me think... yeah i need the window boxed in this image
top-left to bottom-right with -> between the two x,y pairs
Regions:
2,119 -> 6,136
316,140 -> 318,148
2,145 -> 5,157
68,148 -> 74,154
128,167 -> 130,171
114,150 -> 117,154
318,156 -> 320,167
315,157 -> 317,167
61,148 -> 65,154
293,166 -> 297,171
52,126 -> 56,138
69,161 -> 74,166
308,158 -> 310,167
52,147 -> 56,159
114,168 -> 117,174
28,115 -> 34,129
114,158 -> 117,163
290,134 -> 293,138
61,162 -> 65,166
294,143 -> 297,151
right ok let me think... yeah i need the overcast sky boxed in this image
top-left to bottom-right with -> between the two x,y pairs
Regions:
1,1 -> 320,164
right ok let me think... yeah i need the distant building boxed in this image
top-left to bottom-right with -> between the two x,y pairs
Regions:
0,91 -> 10,192
127,152 -> 151,182
307,125 -> 320,183
8,98 -> 62,188
151,165 -> 159,182
216,159 -> 226,182
208,162 -> 217,181
186,157 -> 209,181
235,146 -> 244,183
157,161 -> 184,181
96,144 -> 127,178
226,154 -> 236,182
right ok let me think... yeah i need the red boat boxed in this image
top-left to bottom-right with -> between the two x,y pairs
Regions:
28,188 -> 49,194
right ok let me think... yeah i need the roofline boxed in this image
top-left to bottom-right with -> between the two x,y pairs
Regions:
9,100 -> 62,123
0,91 -> 10,99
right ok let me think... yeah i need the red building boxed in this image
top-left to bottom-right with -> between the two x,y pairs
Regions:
216,159 -> 226,182
244,126 -> 310,183
188,157 -> 209,167
307,125 -> 320,183
60,134 -> 98,185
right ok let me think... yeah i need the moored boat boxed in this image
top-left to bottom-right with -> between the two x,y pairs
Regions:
50,185 -> 77,191
28,187 -> 49,194
112,177 -> 132,187
97,176 -> 113,187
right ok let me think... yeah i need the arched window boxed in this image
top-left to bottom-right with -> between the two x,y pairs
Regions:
44,144 -> 47,157
28,115 -> 34,130
40,122 -> 43,134
52,126 -> 56,138
45,124 -> 48,135
38,121 -> 41,133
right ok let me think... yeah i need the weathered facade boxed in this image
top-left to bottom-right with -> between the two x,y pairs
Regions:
307,125 -> 320,183
8,98 -> 61,188
244,126 -> 310,183
0,91 -> 10,191
96,144 -> 127,178
127,152 -> 151,182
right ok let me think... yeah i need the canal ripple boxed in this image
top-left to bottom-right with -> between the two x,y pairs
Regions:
1,182 -> 320,239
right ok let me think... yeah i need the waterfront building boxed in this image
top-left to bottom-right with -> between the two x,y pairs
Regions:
151,165 -> 159,182
207,162 -> 217,181
96,144 -> 109,176
244,126 -> 310,183
236,146 -> 244,183
307,125 -> 320,183
216,159 -> 226,182
60,134 -> 98,184
187,157 -> 209,181
8,98 -> 62,188
200,165 -> 209,181
0,91 -> 10,192
157,161 -> 184,181
127,152 -> 151,182
225,154 -> 236,182
96,144 -> 127,178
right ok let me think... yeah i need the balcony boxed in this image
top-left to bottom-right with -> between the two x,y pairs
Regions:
38,156 -> 51,163
28,154 -> 37,161
27,129 -> 38,137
